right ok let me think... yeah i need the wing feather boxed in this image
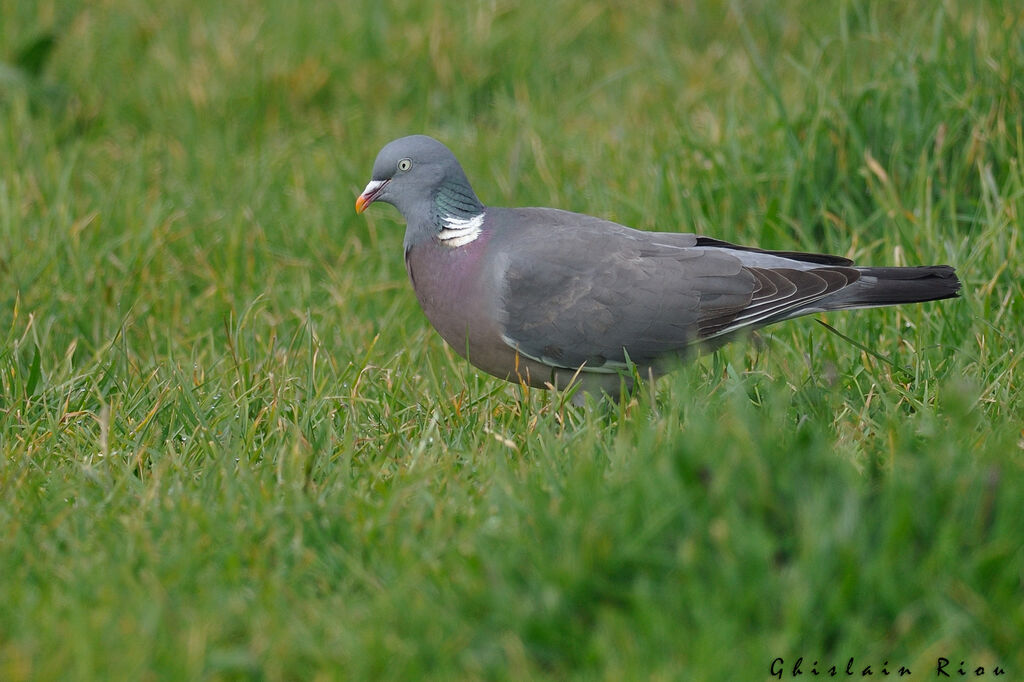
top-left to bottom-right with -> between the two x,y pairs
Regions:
487,208 -> 859,372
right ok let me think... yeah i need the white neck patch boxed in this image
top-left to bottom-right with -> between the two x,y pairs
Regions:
437,212 -> 485,248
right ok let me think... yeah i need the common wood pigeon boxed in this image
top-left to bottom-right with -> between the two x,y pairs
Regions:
356,135 -> 960,399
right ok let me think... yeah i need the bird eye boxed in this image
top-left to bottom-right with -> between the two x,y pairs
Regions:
397,158 -> 412,172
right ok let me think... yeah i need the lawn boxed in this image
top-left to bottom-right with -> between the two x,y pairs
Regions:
1,0 -> 1021,679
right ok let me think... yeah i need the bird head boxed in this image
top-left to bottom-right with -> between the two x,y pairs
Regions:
356,135 -> 463,216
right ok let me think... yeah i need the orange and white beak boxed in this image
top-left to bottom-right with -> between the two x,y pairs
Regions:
355,179 -> 390,213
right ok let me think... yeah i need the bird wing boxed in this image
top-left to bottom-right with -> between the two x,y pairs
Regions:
490,209 -> 857,372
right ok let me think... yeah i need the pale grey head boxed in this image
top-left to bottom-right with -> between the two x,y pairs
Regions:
356,135 -> 485,246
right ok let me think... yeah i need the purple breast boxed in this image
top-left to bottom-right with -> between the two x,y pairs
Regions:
405,232 -> 496,357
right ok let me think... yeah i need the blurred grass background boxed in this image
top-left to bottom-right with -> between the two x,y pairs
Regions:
1,0 -> 1022,679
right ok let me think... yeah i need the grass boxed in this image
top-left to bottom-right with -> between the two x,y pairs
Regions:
1,0 -> 1022,679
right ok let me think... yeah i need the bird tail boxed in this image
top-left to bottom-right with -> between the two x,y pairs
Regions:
822,265 -> 961,310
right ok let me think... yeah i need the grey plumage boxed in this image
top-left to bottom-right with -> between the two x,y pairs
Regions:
356,135 -> 961,399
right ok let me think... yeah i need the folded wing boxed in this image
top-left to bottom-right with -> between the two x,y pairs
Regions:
493,210 -> 858,372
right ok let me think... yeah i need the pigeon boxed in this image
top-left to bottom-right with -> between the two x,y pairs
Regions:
356,135 -> 960,400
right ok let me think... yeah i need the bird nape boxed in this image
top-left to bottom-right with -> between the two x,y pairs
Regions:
356,134 -> 961,402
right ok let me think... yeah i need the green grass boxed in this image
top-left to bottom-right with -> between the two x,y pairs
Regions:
1,0 -> 1022,679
